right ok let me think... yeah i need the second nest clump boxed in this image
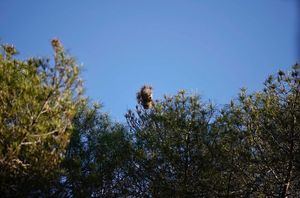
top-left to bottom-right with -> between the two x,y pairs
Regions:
137,85 -> 154,109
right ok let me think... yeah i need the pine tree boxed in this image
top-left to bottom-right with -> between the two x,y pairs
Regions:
0,40 -> 84,196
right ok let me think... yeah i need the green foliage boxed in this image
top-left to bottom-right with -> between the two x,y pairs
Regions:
0,39 -> 299,197
125,65 -> 300,197
126,90 -> 219,197
212,64 -> 300,197
0,41 -> 83,196
62,103 -> 134,197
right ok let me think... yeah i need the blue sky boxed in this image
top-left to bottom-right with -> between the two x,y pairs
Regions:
1,0 -> 299,122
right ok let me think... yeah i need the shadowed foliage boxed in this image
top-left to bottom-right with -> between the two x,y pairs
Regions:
61,103 -> 135,197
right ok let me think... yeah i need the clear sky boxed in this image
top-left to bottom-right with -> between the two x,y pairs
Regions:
1,0 -> 299,122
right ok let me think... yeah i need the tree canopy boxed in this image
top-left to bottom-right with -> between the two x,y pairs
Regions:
0,40 -> 83,196
0,40 -> 299,197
